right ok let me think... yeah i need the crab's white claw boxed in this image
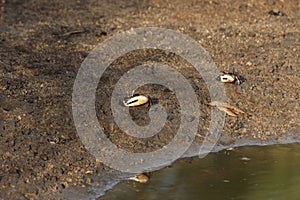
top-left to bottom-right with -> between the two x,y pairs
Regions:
217,74 -> 236,83
123,95 -> 149,107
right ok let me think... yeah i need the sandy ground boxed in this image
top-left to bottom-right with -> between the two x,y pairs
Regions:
0,0 -> 300,199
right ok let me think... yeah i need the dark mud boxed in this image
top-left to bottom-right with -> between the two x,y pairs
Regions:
0,0 -> 299,199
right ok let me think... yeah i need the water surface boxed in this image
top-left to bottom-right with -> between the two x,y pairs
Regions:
99,143 -> 300,200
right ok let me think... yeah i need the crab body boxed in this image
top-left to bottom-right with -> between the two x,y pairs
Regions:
217,71 -> 241,85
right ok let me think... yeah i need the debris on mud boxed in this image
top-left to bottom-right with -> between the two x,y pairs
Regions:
208,101 -> 245,117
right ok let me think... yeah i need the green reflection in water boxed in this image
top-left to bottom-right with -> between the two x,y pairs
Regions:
99,143 -> 300,200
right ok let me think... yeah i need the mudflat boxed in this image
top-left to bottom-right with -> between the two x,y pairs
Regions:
0,0 -> 299,199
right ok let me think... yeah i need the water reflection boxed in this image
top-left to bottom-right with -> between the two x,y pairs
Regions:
99,144 -> 300,200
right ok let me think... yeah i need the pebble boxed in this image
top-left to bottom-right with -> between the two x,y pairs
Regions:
240,157 -> 251,161
85,177 -> 92,185
269,9 -> 285,16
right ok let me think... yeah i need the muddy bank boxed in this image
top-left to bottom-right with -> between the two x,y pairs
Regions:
0,0 -> 299,199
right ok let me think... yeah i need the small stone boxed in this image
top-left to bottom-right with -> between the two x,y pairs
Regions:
66,177 -> 72,182
85,177 -> 92,185
246,61 -> 252,66
85,170 -> 93,175
269,9 -> 285,16
240,157 -> 251,161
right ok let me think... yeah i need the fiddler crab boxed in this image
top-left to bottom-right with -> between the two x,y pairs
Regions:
123,91 -> 153,107
217,71 -> 243,85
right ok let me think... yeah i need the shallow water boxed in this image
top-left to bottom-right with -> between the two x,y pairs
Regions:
98,143 -> 300,200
